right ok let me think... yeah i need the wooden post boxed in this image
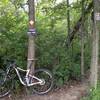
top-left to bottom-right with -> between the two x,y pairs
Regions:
27,0 -> 36,74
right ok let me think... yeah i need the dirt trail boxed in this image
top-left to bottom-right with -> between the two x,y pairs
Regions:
1,81 -> 89,100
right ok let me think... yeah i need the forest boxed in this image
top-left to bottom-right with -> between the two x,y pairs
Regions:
0,0 -> 100,100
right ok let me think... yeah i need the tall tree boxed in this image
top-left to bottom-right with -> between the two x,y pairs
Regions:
81,0 -> 85,80
66,2 -> 93,47
27,0 -> 36,73
90,0 -> 100,88
66,0 -> 70,34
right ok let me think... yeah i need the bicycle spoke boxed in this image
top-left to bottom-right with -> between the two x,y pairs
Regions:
28,69 -> 53,94
0,69 -> 13,98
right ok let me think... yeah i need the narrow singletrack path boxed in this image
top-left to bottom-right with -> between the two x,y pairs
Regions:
1,80 -> 89,100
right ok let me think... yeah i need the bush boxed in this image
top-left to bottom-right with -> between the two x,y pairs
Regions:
0,8 -> 91,88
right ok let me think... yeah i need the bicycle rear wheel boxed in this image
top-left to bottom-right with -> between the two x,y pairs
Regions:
0,69 -> 13,98
29,69 -> 53,95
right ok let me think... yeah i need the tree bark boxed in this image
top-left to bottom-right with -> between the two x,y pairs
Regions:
90,0 -> 100,88
66,2 -> 93,47
81,0 -> 85,80
66,0 -> 70,34
27,0 -> 36,74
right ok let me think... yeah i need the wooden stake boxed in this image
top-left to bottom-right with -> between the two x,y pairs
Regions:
27,0 -> 36,74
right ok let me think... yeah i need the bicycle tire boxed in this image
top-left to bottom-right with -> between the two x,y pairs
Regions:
0,69 -> 13,98
29,69 -> 53,95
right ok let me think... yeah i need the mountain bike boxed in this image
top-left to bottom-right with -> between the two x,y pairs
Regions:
0,60 -> 53,98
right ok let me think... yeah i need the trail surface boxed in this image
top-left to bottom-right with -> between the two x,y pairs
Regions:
1,81 -> 89,100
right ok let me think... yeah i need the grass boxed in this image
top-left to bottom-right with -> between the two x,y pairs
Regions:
82,83 -> 100,100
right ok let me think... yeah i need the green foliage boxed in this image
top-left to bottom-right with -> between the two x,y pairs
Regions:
53,65 -> 69,86
82,85 -> 100,100
35,28 -> 70,86
0,0 -> 92,88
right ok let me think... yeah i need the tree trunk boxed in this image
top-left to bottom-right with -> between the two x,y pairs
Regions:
81,0 -> 85,80
66,2 -> 93,47
90,0 -> 100,88
27,0 -> 36,74
66,0 -> 70,34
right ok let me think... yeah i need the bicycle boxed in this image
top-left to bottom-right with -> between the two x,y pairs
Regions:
0,60 -> 53,98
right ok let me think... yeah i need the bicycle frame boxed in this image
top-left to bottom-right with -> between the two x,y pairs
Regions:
7,64 -> 43,87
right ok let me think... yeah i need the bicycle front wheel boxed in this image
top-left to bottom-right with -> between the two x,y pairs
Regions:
0,69 -> 13,98
29,69 -> 53,95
